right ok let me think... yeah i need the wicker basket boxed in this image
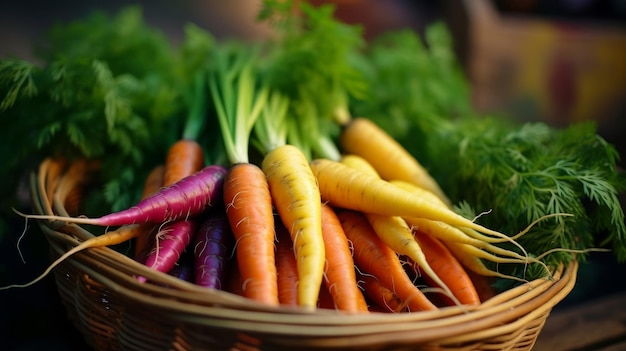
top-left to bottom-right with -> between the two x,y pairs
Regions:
31,161 -> 578,351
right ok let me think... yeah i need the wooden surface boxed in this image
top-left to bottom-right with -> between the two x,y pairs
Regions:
533,292 -> 626,351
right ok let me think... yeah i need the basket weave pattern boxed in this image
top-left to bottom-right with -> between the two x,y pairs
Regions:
32,164 -> 578,351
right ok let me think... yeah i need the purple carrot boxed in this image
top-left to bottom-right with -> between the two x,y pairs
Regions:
139,218 -> 199,282
192,209 -> 235,289
18,165 -> 228,227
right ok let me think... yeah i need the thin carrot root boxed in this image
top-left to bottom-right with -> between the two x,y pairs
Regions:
509,213 -> 575,241
0,225 -> 141,290
534,247 -> 611,262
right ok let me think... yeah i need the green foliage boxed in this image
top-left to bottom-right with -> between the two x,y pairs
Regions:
0,6 -> 211,226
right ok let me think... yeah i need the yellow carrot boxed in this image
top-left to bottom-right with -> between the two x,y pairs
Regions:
262,144 -> 324,310
340,117 -> 451,206
444,241 -> 530,284
388,179 -> 449,210
339,154 -> 379,177
310,158 -> 504,238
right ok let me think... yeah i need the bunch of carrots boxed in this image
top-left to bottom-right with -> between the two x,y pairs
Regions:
2,1 -> 572,314
2,63 -> 550,314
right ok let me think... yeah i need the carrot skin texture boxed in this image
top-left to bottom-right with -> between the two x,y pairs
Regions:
337,210 -> 437,312
192,209 -> 235,290
223,163 -> 279,306
320,204 -> 369,313
357,269 -> 407,313
163,139 -> 205,187
262,145 -> 324,309
413,230 -> 480,306
275,221 -> 299,307
339,117 -> 451,206
141,218 -> 199,279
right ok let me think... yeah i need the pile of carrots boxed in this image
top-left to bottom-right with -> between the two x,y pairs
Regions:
0,2 -> 553,315
5,112 -> 547,314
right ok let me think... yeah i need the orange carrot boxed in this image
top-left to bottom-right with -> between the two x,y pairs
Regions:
53,159 -> 99,216
320,203 -> 369,313
413,230 -> 480,306
162,139 -> 205,187
223,163 -> 279,306
356,269 -> 407,313
337,210 -> 437,312
275,219 -> 299,307
42,157 -> 68,207
211,54 -> 278,305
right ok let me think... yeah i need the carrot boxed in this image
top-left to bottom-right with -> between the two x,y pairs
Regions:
356,269 -> 407,313
133,165 -> 165,258
340,153 -> 459,307
320,203 -> 369,313
309,158 -> 507,239
162,139 -> 205,187
192,208 -> 235,290
275,221 -> 299,307
443,241 -> 531,284
52,159 -> 100,216
339,154 -> 379,176
140,217 -> 200,281
17,164 -> 228,227
0,224 -> 143,290
211,50 -> 278,304
337,210 -> 437,312
223,163 -> 278,305
388,179 -> 449,209
42,157 -> 68,207
413,230 -> 480,306
339,117 -> 451,206
262,144 -> 324,309
465,268 -> 498,303
141,165 -> 166,197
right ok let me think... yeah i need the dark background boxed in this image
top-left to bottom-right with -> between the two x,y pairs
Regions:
1,1 -> 625,350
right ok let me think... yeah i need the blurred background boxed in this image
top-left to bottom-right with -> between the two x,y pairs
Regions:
1,0 -> 625,350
